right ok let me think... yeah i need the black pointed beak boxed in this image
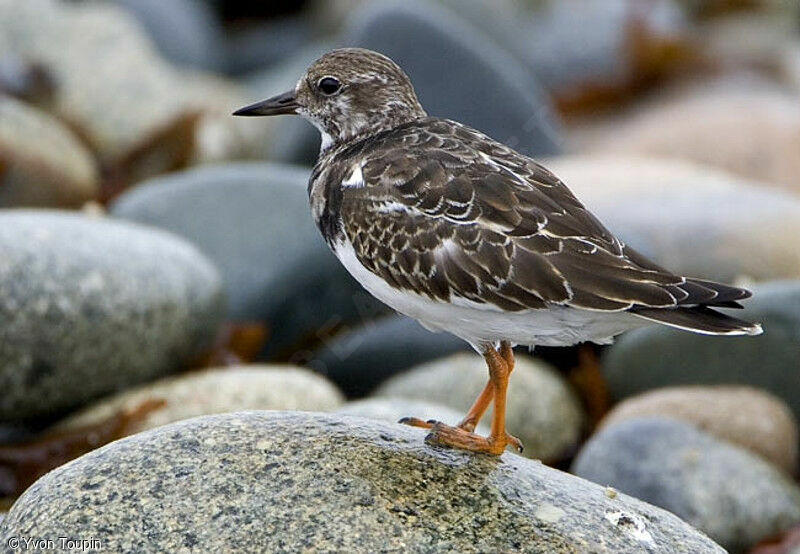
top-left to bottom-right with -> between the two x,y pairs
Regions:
232,90 -> 298,116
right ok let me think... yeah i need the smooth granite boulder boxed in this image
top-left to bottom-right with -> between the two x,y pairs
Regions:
0,210 -> 223,421
375,353 -> 585,463
344,0 -> 562,158
52,366 -> 344,436
601,385 -> 798,474
0,411 -> 725,553
110,163 -> 387,357
601,280 -> 800,422
573,418 -> 800,553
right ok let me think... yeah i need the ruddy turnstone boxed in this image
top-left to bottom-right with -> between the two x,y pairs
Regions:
234,48 -> 762,455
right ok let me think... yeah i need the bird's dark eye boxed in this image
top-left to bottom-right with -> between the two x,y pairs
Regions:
317,76 -> 342,95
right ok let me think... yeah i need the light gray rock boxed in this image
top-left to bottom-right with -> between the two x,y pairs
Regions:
0,411 -> 725,553
110,162 -> 388,357
601,385 -> 799,475
601,280 -> 800,422
344,0 -> 562,158
546,156 -> 800,283
0,95 -> 98,207
573,418 -> 800,553
0,210 -> 223,421
375,352 -> 585,463
309,314 -> 468,397
335,397 -> 490,436
53,366 -> 344,436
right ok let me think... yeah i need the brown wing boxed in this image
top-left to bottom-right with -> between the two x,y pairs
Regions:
336,118 -> 749,312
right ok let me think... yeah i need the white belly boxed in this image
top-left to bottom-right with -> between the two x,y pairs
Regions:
331,239 -> 645,349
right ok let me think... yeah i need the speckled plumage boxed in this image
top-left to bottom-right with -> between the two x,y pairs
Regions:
240,48 -> 762,350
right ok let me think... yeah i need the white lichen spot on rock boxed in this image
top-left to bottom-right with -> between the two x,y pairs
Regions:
535,503 -> 566,524
255,439 -> 271,451
604,511 -> 655,547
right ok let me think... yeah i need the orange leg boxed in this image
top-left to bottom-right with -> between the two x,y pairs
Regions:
399,341 -> 522,455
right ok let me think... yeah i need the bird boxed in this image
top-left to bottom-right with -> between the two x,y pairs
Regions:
234,48 -> 762,456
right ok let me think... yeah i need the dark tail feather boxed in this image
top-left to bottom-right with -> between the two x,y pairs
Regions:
630,305 -> 763,336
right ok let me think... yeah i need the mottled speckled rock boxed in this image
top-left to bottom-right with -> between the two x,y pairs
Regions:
573,418 -> 800,553
0,95 -> 98,207
344,0 -> 562,158
110,163 -> 387,356
0,412 -> 725,553
601,386 -> 799,475
545,156 -> 800,282
335,397 -> 490,436
602,280 -> 800,423
0,210 -> 223,421
375,353 -> 585,463
309,314 -> 467,397
53,366 -> 344,436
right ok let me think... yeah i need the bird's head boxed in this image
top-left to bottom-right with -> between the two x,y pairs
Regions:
233,48 -> 427,152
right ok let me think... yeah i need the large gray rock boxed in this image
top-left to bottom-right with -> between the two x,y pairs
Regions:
344,0 -> 562,158
110,163 -> 387,357
309,314 -> 468,397
573,418 -> 800,553
545,156 -> 800,283
375,352 -> 585,463
602,280 -> 800,422
0,411 -> 725,553
53,365 -> 344,436
0,210 -> 223,421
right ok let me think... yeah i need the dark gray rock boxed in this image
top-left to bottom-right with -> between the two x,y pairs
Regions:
602,280 -> 800,421
572,418 -> 800,553
0,411 -> 725,553
110,163 -> 387,357
114,0 -> 225,71
308,315 -> 468,397
0,210 -> 223,421
375,353 -> 585,463
224,15 -> 312,76
343,0 -> 563,158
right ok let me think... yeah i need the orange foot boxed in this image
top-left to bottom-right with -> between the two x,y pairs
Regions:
398,418 -> 523,456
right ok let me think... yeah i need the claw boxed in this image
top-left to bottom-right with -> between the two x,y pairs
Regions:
398,416 -> 435,429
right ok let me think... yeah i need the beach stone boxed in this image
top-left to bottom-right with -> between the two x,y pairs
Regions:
602,280 -> 800,423
0,411 -> 726,553
375,352 -> 585,463
583,85 -> 800,195
601,386 -> 798,474
111,163 -> 387,357
224,15 -> 312,76
344,0 -> 562,158
573,418 -> 800,552
53,366 -> 344,436
114,0 -> 224,71
545,156 -> 800,283
0,210 -> 223,421
0,0 -> 270,191
308,315 -> 468,397
335,397 -> 490,436
0,95 -> 98,207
